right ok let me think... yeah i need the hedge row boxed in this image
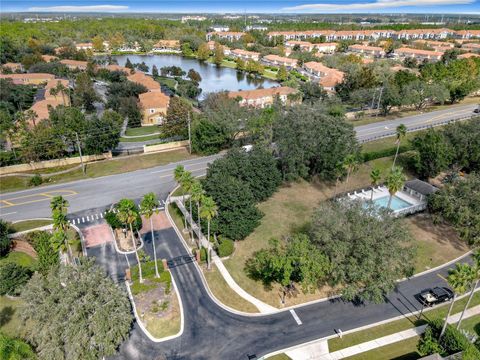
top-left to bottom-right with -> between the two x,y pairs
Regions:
361,144 -> 412,162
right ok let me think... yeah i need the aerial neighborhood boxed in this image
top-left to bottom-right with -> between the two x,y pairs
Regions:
0,8 -> 480,360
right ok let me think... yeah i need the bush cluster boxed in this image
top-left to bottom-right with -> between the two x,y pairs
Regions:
216,238 -> 234,258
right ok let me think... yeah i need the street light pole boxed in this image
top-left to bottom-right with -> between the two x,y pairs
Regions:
75,132 -> 86,174
187,112 -> 192,155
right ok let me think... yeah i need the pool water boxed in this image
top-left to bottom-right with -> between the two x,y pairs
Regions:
372,195 -> 412,211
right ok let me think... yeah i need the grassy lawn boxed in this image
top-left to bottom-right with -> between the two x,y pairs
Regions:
0,296 -> 28,338
120,134 -> 161,142
360,132 -> 419,154
221,59 -> 237,69
263,69 -> 279,80
328,292 -> 480,352
144,286 -> 181,339
156,76 -> 178,89
343,336 -> 420,360
267,354 -> 292,360
0,252 -> 37,268
125,126 -> 160,136
203,264 -> 259,313
459,314 -> 480,334
11,219 -> 52,233
1,149 -> 196,194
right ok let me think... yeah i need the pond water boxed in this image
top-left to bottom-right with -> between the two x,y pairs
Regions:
109,54 -> 279,99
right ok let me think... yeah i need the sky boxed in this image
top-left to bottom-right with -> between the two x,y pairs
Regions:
1,0 -> 479,14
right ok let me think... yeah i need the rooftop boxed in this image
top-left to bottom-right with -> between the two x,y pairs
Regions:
228,86 -> 297,100
139,91 -> 170,109
405,179 -> 438,196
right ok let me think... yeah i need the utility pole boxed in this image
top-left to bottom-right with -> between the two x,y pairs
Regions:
75,132 -> 86,174
187,112 -> 192,155
376,86 -> 384,117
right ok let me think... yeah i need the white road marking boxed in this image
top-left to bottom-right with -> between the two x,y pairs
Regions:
1,211 -> 17,216
100,213 -> 103,218
72,219 -> 76,225
95,214 -> 99,220
82,217 -> 85,223
86,216 -> 90,221
290,309 -> 303,325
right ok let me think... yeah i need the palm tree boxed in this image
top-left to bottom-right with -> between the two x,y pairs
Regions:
457,250 -> 480,329
369,167 -> 382,201
0,333 -> 36,360
385,166 -> 406,210
190,180 -> 205,246
52,209 -> 72,263
50,195 -> 69,214
182,171 -> 194,228
174,165 -> 185,189
440,263 -> 475,338
392,124 -> 407,169
117,198 -> 143,283
54,81 -> 69,106
200,196 -> 218,270
141,192 -> 160,278
342,154 -> 358,192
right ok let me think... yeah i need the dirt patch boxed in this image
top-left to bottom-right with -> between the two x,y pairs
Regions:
114,228 -> 139,252
140,212 -> 171,234
11,240 -> 37,258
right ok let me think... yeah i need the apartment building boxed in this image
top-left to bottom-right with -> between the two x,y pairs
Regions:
206,31 -> 245,42
75,42 -> 93,50
285,41 -> 336,54
230,49 -> 261,62
228,86 -> 300,108
44,79 -> 70,105
0,73 -> 55,85
412,40 -> 454,52
462,43 -> 480,53
303,61 -> 345,91
152,40 -> 181,53
138,92 -> 170,126
26,78 -> 70,125
348,44 -> 386,58
59,59 -> 89,71
127,72 -> 162,92
262,54 -> 298,68
394,47 -> 444,62
456,30 -> 480,39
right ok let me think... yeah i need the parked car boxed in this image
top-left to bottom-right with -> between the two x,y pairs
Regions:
416,287 -> 454,307
473,106 -> 480,114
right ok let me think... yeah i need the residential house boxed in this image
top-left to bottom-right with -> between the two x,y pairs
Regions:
117,42 -> 141,52
348,44 -> 386,58
59,59 -> 89,71
152,40 -> 181,53
206,32 -> 245,41
245,25 -> 268,31
75,42 -> 93,50
127,72 -> 162,92
41,54 -> 58,62
458,52 -> 480,59
461,43 -> 480,53
230,49 -> 261,62
262,54 -> 297,68
105,64 -> 132,74
228,86 -> 300,108
303,61 -> 345,91
412,40 -> 454,52
1,62 -> 23,73
0,73 -> 55,85
394,47 -> 444,62
138,92 -> 170,126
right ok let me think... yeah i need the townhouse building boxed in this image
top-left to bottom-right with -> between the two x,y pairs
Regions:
285,41 -> 336,54
230,49 -> 261,62
394,47 -> 444,62
0,73 -> 55,85
412,40 -> 455,52
228,86 -> 300,108
262,54 -> 298,68
59,59 -> 89,71
152,40 -> 181,53
348,44 -> 386,58
303,61 -> 345,91
138,92 -> 170,125
206,32 -> 245,42
461,43 -> 480,53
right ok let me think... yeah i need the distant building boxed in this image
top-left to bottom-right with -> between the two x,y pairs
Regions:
245,25 -> 268,31
394,47 -> 444,62
0,73 -> 55,85
127,72 -> 162,92
228,86 -> 300,108
152,40 -> 181,53
210,25 -> 230,32
59,59 -> 89,71
75,42 -> 93,50
348,44 -> 386,58
1,62 -> 23,73
458,52 -> 480,59
412,40 -> 455,52
230,49 -> 261,62
181,16 -> 207,22
206,31 -> 245,42
262,54 -> 297,68
41,54 -> 58,62
461,43 -> 480,53
117,42 -> 141,52
285,41 -> 336,54
303,61 -> 345,91
138,92 -> 170,126
27,78 -> 71,126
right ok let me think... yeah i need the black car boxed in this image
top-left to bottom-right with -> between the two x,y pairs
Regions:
416,287 -> 454,307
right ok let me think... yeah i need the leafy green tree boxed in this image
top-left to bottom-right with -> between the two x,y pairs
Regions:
385,166 -> 406,210
310,201 -> 414,303
31,231 -> 59,274
0,262 -> 32,296
187,69 -> 202,83
151,65 -> 159,77
0,333 -> 36,360
196,43 -> 210,61
0,220 -> 11,257
200,196 -> 217,269
443,120 -> 480,172
92,35 -> 104,52
276,65 -> 288,82
402,80 -> 449,110
72,72 -> 99,112
245,235 -> 330,304
181,170 -> 194,233
191,117 -> 229,154
393,124 -> 407,169
411,129 -> 454,178
117,198 -> 143,283
164,96 -> 192,138
125,57 -> 134,70
214,43 -> 224,65
21,258 -> 132,360
140,192 -> 160,278
440,263 -> 476,338
299,82 -> 327,104
49,81 -> 70,106
83,111 -> 122,154
50,196 -> 72,263
457,251 -> 480,329
369,167 -> 382,201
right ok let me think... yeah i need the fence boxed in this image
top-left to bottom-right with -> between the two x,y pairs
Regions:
358,114 -> 477,143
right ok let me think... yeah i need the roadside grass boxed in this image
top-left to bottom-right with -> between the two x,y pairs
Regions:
125,126 -> 160,136
267,354 -> 292,360
203,264 -> 259,313
342,336 -> 420,360
360,131 -> 419,154
0,149 -> 196,194
0,252 -> 37,268
328,292 -> 480,352
120,134 -> 161,142
11,219 -> 52,233
0,296 -> 29,338
459,314 -> 480,334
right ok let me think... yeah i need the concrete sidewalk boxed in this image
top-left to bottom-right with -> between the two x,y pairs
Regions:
171,196 -> 276,313
292,304 -> 480,360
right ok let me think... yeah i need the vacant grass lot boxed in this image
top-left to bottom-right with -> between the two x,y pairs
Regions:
0,149 -> 196,194
0,252 -> 36,268
222,156 -> 467,308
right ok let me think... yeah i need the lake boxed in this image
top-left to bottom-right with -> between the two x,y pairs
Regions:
109,54 -> 279,99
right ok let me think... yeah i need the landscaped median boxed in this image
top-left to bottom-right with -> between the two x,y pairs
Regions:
126,261 -> 182,340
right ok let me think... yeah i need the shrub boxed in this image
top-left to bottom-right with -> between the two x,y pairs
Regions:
0,219 -> 12,257
28,174 -> 42,187
361,144 -> 411,162
31,231 -> 58,274
216,238 -> 234,257
199,247 -> 207,263
0,262 -> 32,295
104,210 -> 122,229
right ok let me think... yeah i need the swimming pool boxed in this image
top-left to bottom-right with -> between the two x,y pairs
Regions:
372,195 -> 413,211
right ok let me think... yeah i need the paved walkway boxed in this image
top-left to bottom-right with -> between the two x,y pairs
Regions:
287,304 -> 480,360
171,196 -> 277,313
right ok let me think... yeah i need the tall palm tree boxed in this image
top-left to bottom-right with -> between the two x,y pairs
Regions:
457,250 -> 480,329
117,198 -> 143,283
200,196 -> 218,270
190,180 -> 205,246
369,167 -> 382,201
342,154 -> 358,192
174,165 -> 185,190
440,263 -> 475,338
52,210 -> 72,263
181,171 -> 194,231
141,192 -> 160,278
54,81 -> 69,106
50,195 -> 69,214
392,124 -> 407,169
385,166 -> 406,210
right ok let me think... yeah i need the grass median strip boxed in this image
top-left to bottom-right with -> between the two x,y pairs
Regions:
10,219 -> 52,232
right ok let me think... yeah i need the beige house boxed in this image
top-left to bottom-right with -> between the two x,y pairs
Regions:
303,62 -> 345,91
348,44 -> 386,57
230,49 -> 261,61
0,73 -> 55,85
138,92 -> 170,126
59,59 -> 89,70
262,54 -> 298,68
152,40 -> 181,53
394,47 -> 444,62
228,86 -> 300,108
